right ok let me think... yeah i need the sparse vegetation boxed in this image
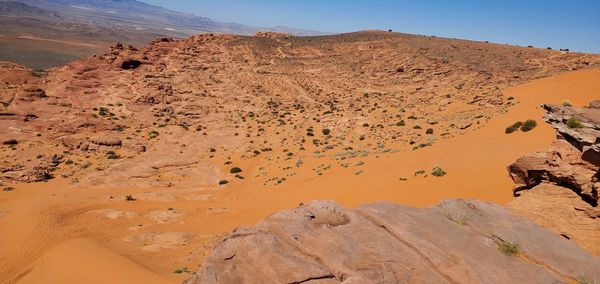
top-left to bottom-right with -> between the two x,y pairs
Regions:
520,119 -> 537,132
414,170 -> 426,176
219,180 -> 229,185
431,167 -> 446,177
173,267 -> 191,274
230,167 -> 242,174
322,128 -> 331,135
125,195 -> 136,201
494,238 -> 519,256
3,187 -> 15,192
566,116 -> 584,128
148,130 -> 160,139
426,128 -> 434,134
505,121 -> 523,134
562,100 -> 573,107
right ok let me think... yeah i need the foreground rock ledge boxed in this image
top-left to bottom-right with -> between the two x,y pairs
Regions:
185,199 -> 600,284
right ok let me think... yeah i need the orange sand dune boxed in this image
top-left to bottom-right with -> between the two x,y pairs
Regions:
0,69 -> 599,283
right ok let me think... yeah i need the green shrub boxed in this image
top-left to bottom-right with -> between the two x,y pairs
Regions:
494,239 -> 519,256
505,121 -> 522,134
431,167 -> 446,177
148,130 -> 160,139
322,128 -> 331,135
230,167 -> 242,174
520,120 -> 537,132
566,116 -> 584,128
426,128 -> 434,134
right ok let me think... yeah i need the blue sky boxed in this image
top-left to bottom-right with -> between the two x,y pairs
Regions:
142,0 -> 600,53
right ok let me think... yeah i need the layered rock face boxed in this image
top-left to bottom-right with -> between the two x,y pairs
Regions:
185,200 -> 600,283
508,101 -> 600,255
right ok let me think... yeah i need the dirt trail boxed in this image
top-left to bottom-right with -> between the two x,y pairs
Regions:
0,68 -> 599,283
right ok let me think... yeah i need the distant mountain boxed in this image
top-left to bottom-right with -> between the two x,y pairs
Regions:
1,0 -> 325,37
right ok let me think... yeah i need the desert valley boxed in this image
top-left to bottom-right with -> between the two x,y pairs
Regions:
0,1 -> 599,283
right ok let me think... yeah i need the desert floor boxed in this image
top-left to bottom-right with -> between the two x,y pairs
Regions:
1,68 -> 599,283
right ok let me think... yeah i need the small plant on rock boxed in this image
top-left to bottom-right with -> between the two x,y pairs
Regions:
562,100 -> 573,107
494,238 -> 519,256
566,116 -> 584,129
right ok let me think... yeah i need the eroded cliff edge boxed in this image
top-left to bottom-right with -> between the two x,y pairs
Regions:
508,100 -> 600,255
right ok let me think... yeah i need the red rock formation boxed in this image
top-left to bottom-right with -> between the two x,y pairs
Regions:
508,101 -> 600,255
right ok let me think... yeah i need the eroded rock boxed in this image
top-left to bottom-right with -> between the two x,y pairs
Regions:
185,200 -> 600,284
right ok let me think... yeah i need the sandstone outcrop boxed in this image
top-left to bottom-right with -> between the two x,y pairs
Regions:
508,101 -> 600,255
186,199 -> 600,283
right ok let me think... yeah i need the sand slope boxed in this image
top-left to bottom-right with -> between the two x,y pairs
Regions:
0,69 -> 599,283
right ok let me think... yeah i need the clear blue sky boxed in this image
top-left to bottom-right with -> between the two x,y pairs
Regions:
142,0 -> 600,53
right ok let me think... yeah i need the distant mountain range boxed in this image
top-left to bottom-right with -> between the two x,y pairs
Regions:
0,0 -> 325,37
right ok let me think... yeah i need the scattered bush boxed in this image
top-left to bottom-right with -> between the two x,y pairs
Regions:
230,167 -> 242,174
426,128 -> 434,135
494,239 -> 519,256
566,116 -> 584,128
218,180 -> 229,185
413,125 -> 422,129
396,120 -> 406,126
507,96 -> 514,101
2,139 -> 18,145
322,128 -> 331,135
3,187 -> 15,192
414,170 -> 426,176
148,130 -> 160,139
106,151 -> 120,159
562,100 -> 573,107
125,195 -> 136,201
520,119 -> 537,132
505,121 -> 523,134
431,167 -> 446,177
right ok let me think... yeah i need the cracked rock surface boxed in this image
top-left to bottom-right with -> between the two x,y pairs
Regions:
185,199 -> 600,284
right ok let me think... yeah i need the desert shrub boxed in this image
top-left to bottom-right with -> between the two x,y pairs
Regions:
125,195 -> 136,201
148,130 -> 159,139
3,187 -> 15,192
2,139 -> 18,145
431,167 -> 446,177
218,180 -> 229,185
562,100 -> 573,107
396,120 -> 406,126
322,128 -> 331,135
230,167 -> 242,174
414,170 -> 426,176
494,239 -> 519,256
520,120 -> 537,132
426,128 -> 434,134
507,96 -> 514,100
566,116 -> 584,128
505,121 -> 522,134
413,125 -> 422,129
106,151 -> 120,159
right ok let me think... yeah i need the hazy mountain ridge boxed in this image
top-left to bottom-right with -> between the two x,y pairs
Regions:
1,0 -> 325,36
